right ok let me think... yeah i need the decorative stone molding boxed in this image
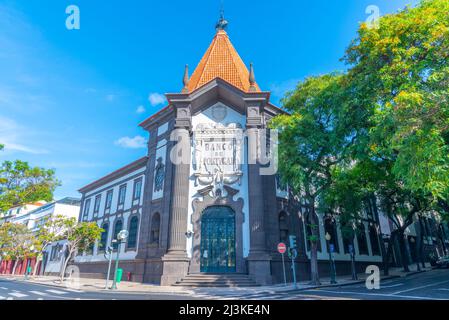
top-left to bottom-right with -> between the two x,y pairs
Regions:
189,185 -> 245,274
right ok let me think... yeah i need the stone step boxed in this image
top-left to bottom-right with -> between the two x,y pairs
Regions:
174,273 -> 259,288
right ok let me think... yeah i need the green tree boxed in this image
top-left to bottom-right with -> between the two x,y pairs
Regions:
344,0 -> 449,207
0,222 -> 34,274
0,160 -> 60,212
59,218 -> 103,282
32,215 -> 68,276
271,73 -> 366,284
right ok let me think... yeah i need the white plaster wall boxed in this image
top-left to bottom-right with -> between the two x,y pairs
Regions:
77,166 -> 146,263
186,103 -> 250,258
83,167 -> 146,221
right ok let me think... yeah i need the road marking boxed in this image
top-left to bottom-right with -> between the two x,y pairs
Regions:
380,283 -> 404,288
30,291 -> 48,296
435,288 -> 449,291
46,289 -> 68,295
8,292 -> 28,298
0,287 -> 7,290
64,288 -> 83,293
392,279 -> 449,295
311,289 -> 445,300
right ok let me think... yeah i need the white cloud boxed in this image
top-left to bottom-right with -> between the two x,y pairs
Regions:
114,136 -> 147,149
136,105 -> 146,114
148,93 -> 166,106
0,115 -> 48,154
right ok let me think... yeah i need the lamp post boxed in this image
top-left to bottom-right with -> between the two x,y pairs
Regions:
325,232 -> 337,284
111,230 -> 129,290
104,245 -> 114,289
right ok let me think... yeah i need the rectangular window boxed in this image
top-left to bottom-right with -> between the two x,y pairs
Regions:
83,198 -> 91,221
133,178 -> 142,200
105,190 -> 113,209
93,194 -> 101,216
118,184 -> 127,206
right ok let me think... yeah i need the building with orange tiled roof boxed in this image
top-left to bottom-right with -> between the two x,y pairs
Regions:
75,13 -> 303,287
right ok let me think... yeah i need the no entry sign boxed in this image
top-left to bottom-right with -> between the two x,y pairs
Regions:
277,242 -> 287,254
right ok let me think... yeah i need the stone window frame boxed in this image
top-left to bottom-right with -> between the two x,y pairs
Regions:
105,189 -> 113,210
82,198 -> 91,221
117,184 -> 127,210
132,178 -> 143,201
126,214 -> 140,251
112,218 -> 124,251
93,194 -> 102,218
149,212 -> 161,247
98,222 -> 109,253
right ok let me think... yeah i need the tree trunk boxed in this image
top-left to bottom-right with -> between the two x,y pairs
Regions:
33,255 -> 41,276
12,260 -> 18,275
60,252 -> 72,283
383,232 -> 396,276
399,232 -> 410,272
308,203 -> 321,285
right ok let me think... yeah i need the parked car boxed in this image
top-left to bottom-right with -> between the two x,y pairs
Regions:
436,255 -> 449,269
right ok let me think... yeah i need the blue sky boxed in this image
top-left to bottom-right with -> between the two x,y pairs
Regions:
0,0 -> 417,199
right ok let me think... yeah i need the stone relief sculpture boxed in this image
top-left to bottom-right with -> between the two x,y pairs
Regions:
192,122 -> 244,188
154,157 -> 165,192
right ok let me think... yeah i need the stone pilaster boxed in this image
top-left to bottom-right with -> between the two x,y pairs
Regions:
246,110 -> 272,285
160,107 -> 192,286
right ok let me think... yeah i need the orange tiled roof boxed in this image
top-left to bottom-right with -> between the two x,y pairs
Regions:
187,30 -> 261,93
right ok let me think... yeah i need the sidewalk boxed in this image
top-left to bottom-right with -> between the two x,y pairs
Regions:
0,263 -> 434,296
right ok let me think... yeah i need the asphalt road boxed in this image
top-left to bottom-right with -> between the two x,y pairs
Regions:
281,269 -> 449,300
0,279 -> 196,300
1,269 -> 448,300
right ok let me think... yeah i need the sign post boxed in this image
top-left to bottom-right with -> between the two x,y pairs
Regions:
277,242 -> 287,286
288,235 -> 298,289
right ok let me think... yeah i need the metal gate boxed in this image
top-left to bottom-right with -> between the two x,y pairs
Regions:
200,206 -> 236,273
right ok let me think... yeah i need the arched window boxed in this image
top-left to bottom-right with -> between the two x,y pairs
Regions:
99,223 -> 109,252
369,224 -> 381,256
357,222 -> 369,255
324,217 -> 340,253
150,213 -> 161,245
127,216 -> 139,249
113,219 -> 123,250
279,212 -> 289,244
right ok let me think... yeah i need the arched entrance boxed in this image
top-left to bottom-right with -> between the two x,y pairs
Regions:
200,206 -> 236,273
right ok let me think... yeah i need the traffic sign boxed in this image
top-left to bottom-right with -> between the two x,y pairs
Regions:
277,242 -> 287,254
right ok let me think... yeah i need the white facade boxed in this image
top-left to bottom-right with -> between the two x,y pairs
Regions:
186,103 -> 251,259
75,161 -> 146,263
10,198 -> 80,231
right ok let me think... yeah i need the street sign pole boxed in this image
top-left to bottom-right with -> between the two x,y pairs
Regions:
277,243 -> 288,286
290,248 -> 297,289
281,252 -> 287,286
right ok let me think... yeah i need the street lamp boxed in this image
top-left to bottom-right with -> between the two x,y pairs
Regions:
325,232 -> 337,284
111,230 -> 129,290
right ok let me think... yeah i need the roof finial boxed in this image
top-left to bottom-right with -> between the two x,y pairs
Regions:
249,63 -> 257,92
215,1 -> 228,32
182,64 -> 190,93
